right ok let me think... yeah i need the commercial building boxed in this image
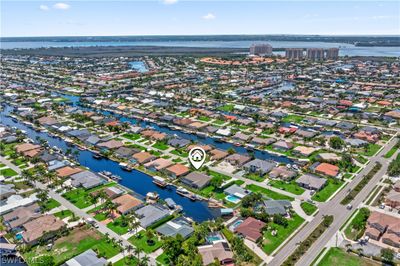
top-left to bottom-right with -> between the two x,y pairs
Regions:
285,48 -> 304,60
249,43 -> 273,56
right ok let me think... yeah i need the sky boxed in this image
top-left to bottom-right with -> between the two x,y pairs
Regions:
1,1 -> 399,37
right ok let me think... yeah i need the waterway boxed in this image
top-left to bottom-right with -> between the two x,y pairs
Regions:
128,61 -> 148,73
0,105 -> 219,222
1,40 -> 399,57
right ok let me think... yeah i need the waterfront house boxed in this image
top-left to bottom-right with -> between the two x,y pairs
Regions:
296,174 -> 327,191
272,140 -> 294,151
233,132 -> 251,142
70,171 -> 104,189
112,194 -> 143,215
114,147 -> 138,159
144,158 -> 173,171
55,166 -> 83,178
243,159 -> 275,176
251,137 -> 276,147
22,214 -> 66,246
132,152 -> 156,164
225,154 -> 251,167
165,164 -> 190,178
224,184 -> 250,199
316,153 -> 341,162
168,137 -> 191,148
209,149 -> 229,161
198,241 -> 234,266
234,217 -> 266,242
97,139 -> 124,150
314,162 -> 340,177
269,166 -> 297,181
292,146 -> 317,157
135,204 -> 170,228
102,186 -> 124,199
259,199 -> 291,216
181,172 -> 212,189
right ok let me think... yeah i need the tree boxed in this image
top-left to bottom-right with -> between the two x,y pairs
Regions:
329,136 -> 344,150
273,214 -> 288,228
162,235 -> 184,264
38,255 -> 55,266
381,248 -> 394,263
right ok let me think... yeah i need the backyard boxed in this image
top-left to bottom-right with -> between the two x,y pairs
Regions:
268,180 -> 305,195
128,231 -> 162,253
245,184 -> 294,201
311,178 -> 344,202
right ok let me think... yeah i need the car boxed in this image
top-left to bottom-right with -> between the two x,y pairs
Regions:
379,204 -> 385,209
346,204 -> 352,210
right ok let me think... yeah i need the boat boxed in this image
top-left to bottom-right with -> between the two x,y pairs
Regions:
152,176 -> 167,187
234,142 -> 241,147
100,171 -> 112,177
110,175 -> 122,181
245,144 -> 255,150
165,198 -> 177,209
146,192 -> 159,203
92,153 -> 103,159
196,132 -> 207,138
176,187 -> 197,201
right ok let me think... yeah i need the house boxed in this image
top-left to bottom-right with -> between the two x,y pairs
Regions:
385,189 -> 400,210
259,199 -> 291,216
234,217 -> 266,242
70,171 -> 104,189
272,140 -> 294,151
103,186 -> 124,199
112,194 -> 143,215
0,195 -> 38,215
198,241 -> 234,266
314,163 -> 340,177
243,159 -> 275,176
296,174 -> 327,191
225,154 -> 251,167
96,140 -> 124,150
233,132 -> 251,142
295,129 -> 318,139
251,137 -> 276,146
187,144 -> 213,152
168,137 -> 191,148
114,147 -> 138,159
15,143 -> 41,154
209,149 -> 229,161
85,135 -> 101,146
365,211 -> 400,248
316,153 -> 341,162
135,204 -> 170,228
165,164 -> 190,178
132,152 -> 156,164
224,184 -> 250,199
3,203 -> 41,231
144,158 -> 173,171
156,217 -> 194,239
64,249 -> 107,266
22,214 -> 66,246
55,166 -> 83,178
0,184 -> 16,199
293,146 -> 317,157
181,172 -> 212,189
269,166 -> 297,181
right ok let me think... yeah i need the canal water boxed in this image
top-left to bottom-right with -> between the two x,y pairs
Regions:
128,61 -> 148,73
0,106 -> 219,222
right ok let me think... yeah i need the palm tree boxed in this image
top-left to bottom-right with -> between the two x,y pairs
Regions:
139,255 -> 150,266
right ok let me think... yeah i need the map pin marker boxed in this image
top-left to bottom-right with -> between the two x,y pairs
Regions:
189,147 -> 206,170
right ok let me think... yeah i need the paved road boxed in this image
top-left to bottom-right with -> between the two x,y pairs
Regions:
0,156 -> 157,266
268,136 -> 398,266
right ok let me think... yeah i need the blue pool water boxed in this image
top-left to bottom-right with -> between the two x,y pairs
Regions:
225,194 -> 241,204
232,220 -> 243,229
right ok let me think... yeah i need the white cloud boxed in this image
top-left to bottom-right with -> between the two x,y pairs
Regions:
202,13 -> 216,20
53,3 -> 70,10
162,0 -> 178,5
39,5 -> 49,11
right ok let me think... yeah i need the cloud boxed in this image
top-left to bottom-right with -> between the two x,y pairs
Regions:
53,3 -> 70,10
202,13 -> 216,20
39,5 -> 49,11
162,0 -> 178,5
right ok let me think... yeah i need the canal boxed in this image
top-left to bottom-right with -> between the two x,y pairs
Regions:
0,105 -> 219,222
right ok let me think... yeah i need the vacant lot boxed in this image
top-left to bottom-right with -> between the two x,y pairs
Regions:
318,248 -> 379,266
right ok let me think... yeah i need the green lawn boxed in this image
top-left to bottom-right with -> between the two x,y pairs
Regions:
128,231 -> 162,253
359,143 -> 382,157
23,227 -> 120,265
384,146 -> 398,158
114,257 -> 138,266
53,210 -> 73,219
152,141 -> 169,151
170,149 -> 188,157
107,216 -> 129,235
262,213 -> 305,254
300,202 -> 318,215
0,168 -> 18,177
344,208 -> 370,240
213,119 -> 226,126
62,183 -> 116,209
122,133 -> 141,141
268,180 -> 305,195
244,173 -> 266,182
217,104 -> 234,112
311,178 -> 344,202
245,184 -> 294,201
318,248 -> 379,266
198,116 -> 211,122
281,114 -> 304,123
42,199 -> 61,211
156,253 -> 170,266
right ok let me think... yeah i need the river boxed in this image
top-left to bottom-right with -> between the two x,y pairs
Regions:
1,40 -> 399,57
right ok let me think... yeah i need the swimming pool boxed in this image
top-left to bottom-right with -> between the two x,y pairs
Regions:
15,233 -> 23,240
225,194 -> 241,204
232,219 -> 243,229
206,235 -> 223,243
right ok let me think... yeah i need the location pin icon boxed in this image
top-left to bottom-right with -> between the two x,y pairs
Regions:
189,147 -> 206,170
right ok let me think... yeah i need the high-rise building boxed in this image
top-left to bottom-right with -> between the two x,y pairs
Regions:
285,48 -> 304,60
249,43 -> 273,56
306,48 -> 325,61
325,48 -> 339,60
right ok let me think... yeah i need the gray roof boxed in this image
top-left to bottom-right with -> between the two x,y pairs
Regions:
181,172 -> 212,189
168,137 -> 191,148
70,171 -> 103,189
261,199 -> 291,215
156,217 -> 194,239
243,159 -> 275,174
224,184 -> 250,198
64,249 -> 106,266
135,204 -> 169,228
296,174 -> 327,190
